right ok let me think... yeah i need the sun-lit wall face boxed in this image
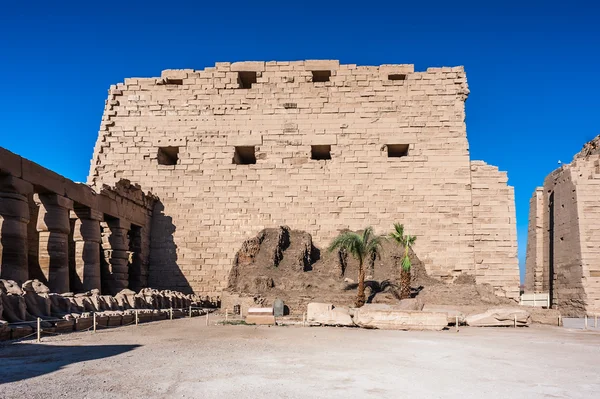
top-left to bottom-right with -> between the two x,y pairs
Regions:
88,60 -> 518,299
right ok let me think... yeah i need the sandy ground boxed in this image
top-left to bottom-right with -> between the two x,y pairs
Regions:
1,317 -> 599,399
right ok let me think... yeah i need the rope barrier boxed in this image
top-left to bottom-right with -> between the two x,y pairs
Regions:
1,306 -> 217,343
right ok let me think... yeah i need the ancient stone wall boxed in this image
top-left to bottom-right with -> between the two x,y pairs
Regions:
0,147 -> 155,295
88,60 -> 519,299
470,161 -> 520,299
526,138 -> 600,315
524,187 -> 544,292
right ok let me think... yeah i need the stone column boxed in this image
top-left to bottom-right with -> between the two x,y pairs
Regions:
71,207 -> 102,292
0,175 -> 33,283
101,218 -> 131,295
34,193 -> 73,293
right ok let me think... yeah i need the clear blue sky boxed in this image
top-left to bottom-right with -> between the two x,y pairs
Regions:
1,1 -> 599,280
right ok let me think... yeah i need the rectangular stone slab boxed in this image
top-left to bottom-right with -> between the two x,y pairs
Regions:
245,315 -> 275,325
354,307 -> 448,331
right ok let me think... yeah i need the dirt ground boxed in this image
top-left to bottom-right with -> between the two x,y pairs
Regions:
1,317 -> 599,399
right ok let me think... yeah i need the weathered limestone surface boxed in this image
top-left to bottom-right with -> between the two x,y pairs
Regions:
35,193 -> 73,293
353,304 -> 448,331
470,162 -> 520,299
525,188 -> 544,292
306,302 -> 355,326
465,307 -> 530,327
0,175 -> 33,283
71,207 -> 103,292
526,136 -> 600,316
88,60 -> 519,299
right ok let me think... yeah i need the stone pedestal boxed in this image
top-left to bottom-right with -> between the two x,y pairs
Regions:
0,176 -> 33,283
101,218 -> 131,295
71,207 -> 102,292
34,193 -> 73,293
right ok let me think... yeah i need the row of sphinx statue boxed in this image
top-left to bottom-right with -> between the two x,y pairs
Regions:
0,279 -> 218,340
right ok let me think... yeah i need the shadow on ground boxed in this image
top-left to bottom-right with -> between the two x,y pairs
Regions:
0,343 -> 140,384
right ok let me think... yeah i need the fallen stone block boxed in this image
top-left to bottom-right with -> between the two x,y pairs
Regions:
354,305 -> 448,331
307,303 -> 355,327
422,305 -> 466,325
245,315 -> 275,325
466,307 -> 531,327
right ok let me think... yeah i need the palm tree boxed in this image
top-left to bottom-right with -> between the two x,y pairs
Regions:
388,223 -> 417,299
328,227 -> 384,307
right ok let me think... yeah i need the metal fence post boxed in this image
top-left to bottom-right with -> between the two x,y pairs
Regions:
93,313 -> 97,333
206,311 -> 209,326
135,310 -> 139,326
170,308 -> 173,320
189,305 -> 192,318
37,317 -> 41,343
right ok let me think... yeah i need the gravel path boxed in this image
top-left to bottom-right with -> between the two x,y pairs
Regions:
1,318 -> 599,398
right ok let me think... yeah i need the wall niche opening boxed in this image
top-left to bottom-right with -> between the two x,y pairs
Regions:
387,144 -> 409,158
388,74 -> 406,81
233,146 -> 256,165
238,72 -> 257,89
311,70 -> 331,83
311,145 -> 332,160
157,146 -> 179,165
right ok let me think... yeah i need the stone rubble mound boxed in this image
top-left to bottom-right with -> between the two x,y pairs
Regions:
0,279 -> 216,341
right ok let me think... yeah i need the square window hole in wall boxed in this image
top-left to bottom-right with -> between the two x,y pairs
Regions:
157,146 -> 179,165
311,70 -> 331,83
238,72 -> 257,89
387,144 -> 409,158
311,145 -> 332,160
233,146 -> 256,165
388,74 -> 406,81
165,78 -> 184,85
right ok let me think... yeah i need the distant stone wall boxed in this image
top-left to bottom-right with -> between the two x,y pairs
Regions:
526,138 -> 600,315
470,161 -> 520,299
88,60 -> 519,299
524,188 -> 544,293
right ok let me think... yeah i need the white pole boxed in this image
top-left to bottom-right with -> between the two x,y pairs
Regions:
37,317 -> 41,343
135,310 -> 139,326
584,315 -> 588,330
170,308 -> 173,320
206,311 -> 209,326
93,313 -> 97,333
189,305 -> 192,318
514,314 -> 517,328
455,315 -> 459,332
225,309 -> 228,322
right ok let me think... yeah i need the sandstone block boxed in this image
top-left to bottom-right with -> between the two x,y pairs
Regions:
465,307 -> 531,327
354,305 -> 448,331
230,61 -> 266,72
245,314 -> 275,325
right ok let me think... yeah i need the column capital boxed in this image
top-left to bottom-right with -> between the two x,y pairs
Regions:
71,206 -> 104,221
0,175 -> 33,195
34,193 -> 74,210
103,218 -> 131,230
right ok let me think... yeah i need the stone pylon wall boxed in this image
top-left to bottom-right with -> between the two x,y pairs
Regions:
88,60 -> 519,298
526,139 -> 600,315
470,161 -> 520,299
